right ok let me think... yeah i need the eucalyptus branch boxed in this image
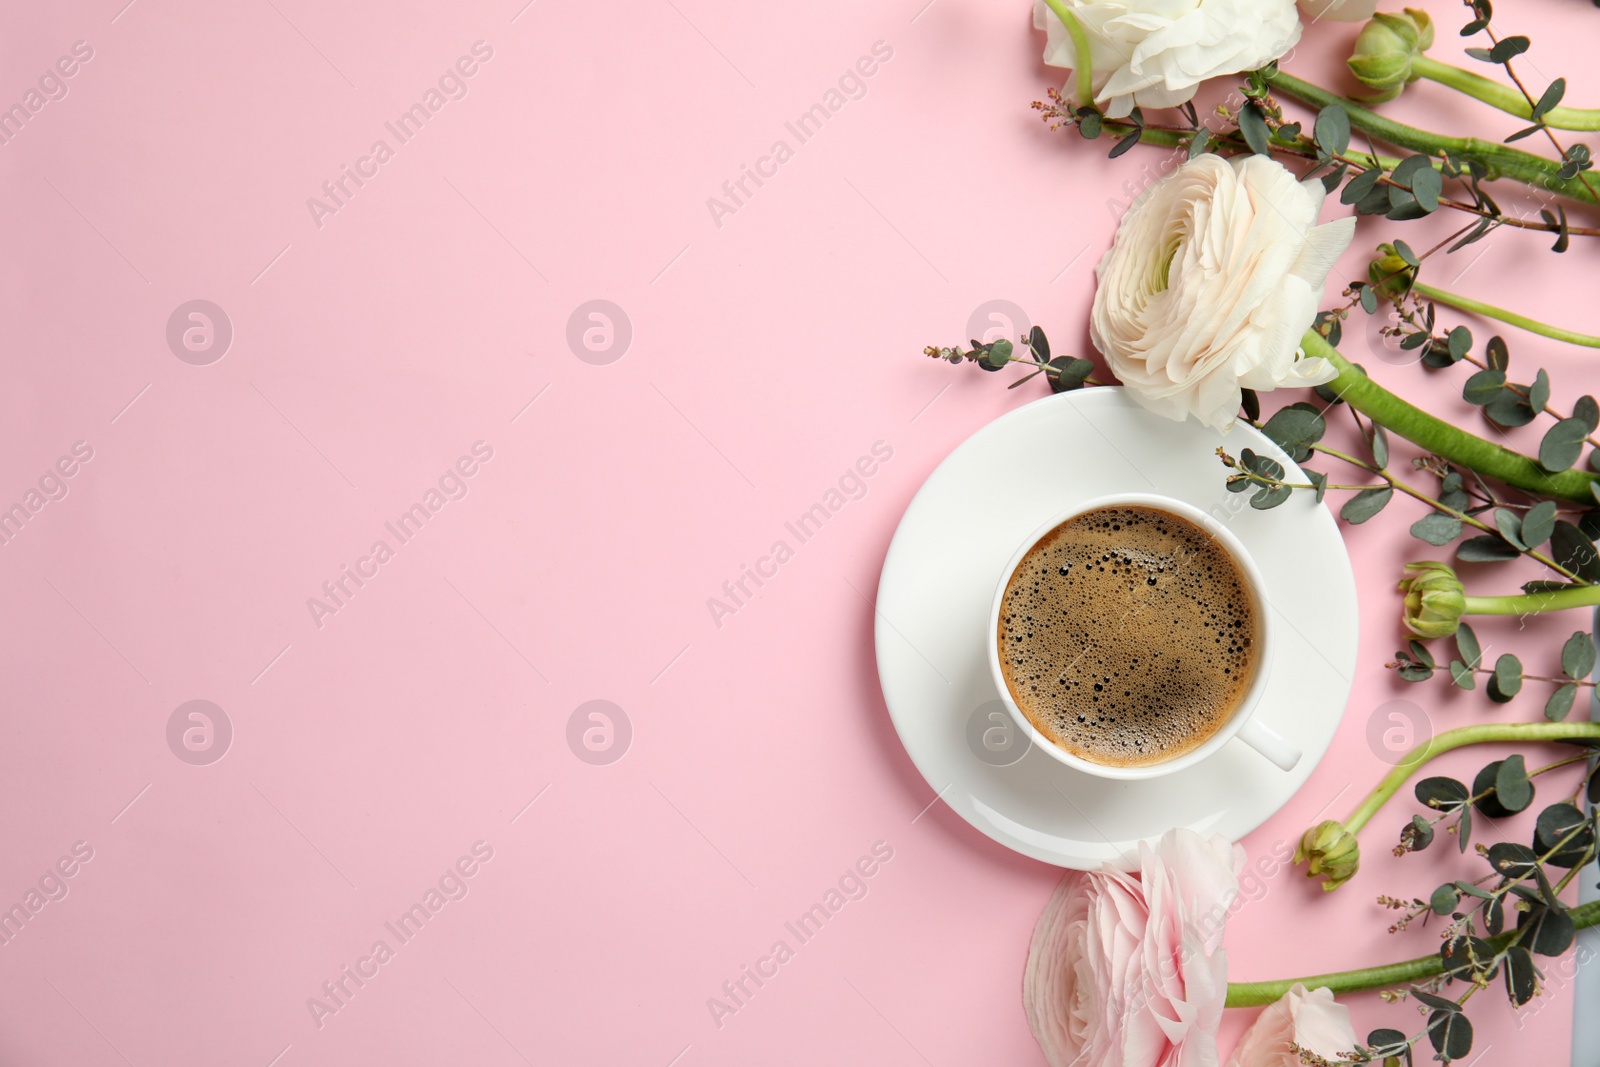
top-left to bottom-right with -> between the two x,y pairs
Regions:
1265,69 -> 1600,208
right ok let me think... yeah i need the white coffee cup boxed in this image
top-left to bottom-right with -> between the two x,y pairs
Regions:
986,493 -> 1300,781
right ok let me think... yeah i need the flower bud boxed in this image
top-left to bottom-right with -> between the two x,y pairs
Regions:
1295,820 -> 1360,892
1347,10 -> 1434,102
1398,560 -> 1466,639
1368,243 -> 1416,300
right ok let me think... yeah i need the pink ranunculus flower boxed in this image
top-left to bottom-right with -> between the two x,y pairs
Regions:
1226,983 -> 1358,1067
1023,827 -> 1242,1067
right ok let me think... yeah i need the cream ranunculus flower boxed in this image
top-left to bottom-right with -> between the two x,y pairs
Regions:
1032,0 -> 1302,118
1023,828 -> 1241,1067
1225,983 -> 1358,1067
1297,0 -> 1378,23
1091,153 -> 1355,431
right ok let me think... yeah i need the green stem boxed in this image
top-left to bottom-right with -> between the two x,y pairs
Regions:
1464,586 -> 1600,616
1343,722 -> 1600,837
1267,69 -> 1600,208
1305,330 -> 1600,503
1412,55 -> 1600,132
1040,0 -> 1095,107
1412,281 -> 1600,349
1226,900 -> 1600,1007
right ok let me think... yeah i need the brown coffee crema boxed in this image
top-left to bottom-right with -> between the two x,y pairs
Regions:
997,506 -> 1258,768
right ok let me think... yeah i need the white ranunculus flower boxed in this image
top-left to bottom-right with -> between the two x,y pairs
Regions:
1091,153 -> 1355,431
1297,0 -> 1377,23
1032,0 -> 1303,118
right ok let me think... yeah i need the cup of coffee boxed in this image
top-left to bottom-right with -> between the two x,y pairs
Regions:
986,493 -> 1299,781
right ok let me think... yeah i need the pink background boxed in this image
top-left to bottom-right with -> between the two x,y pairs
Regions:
0,0 -> 1595,1062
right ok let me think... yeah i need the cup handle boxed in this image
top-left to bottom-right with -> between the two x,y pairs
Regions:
1236,718 -> 1301,772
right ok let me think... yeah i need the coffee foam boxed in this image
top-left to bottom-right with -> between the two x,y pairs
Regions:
996,506 -> 1256,768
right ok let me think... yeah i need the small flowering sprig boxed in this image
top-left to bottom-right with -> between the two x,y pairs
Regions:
1392,620 -> 1596,720
923,325 -> 1098,392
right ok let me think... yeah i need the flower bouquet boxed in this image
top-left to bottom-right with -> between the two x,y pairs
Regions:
926,1 -> 1600,1062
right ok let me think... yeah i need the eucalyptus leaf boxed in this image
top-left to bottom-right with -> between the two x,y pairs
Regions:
1505,945 -> 1537,1006
1521,904 -> 1577,956
1369,424 -> 1389,468
1575,395 -> 1599,432
1562,631 -> 1596,680
1530,368 -> 1551,412
1552,521 -> 1600,582
1340,486 -> 1392,524
1417,776 -> 1469,809
1495,754 -> 1533,812
1522,500 -> 1558,548
1547,683 -> 1578,721
1484,391 -> 1537,428
1260,405 -> 1325,463
1314,104 -> 1351,158
1494,508 -> 1526,549
1540,418 -> 1589,472
1456,535 -> 1520,562
1456,621 -> 1482,670
1463,368 -> 1507,405
1410,512 -> 1462,546
1427,1008 -> 1472,1061
1449,659 -> 1475,689
1486,335 -> 1510,372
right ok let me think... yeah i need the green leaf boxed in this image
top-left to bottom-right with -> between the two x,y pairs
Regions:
1535,802 -> 1595,867
1532,78 -> 1567,121
1447,325 -> 1472,362
1522,500 -> 1558,548
1028,325 -> 1049,362
1540,418 -> 1589,472
1340,486 -> 1392,524
1306,469 -> 1327,504
1366,1029 -> 1410,1061
1456,622 -> 1483,670
1260,405 -> 1326,463
1411,512 -> 1463,546
1250,484 -> 1293,510
1077,110 -> 1102,138
1339,167 -> 1381,205
1314,104 -> 1351,158
1490,756 -> 1535,814
1417,776 -> 1470,808
1239,448 -> 1284,481
1463,368 -> 1507,405
1562,631 -> 1596,680
1522,905 -> 1577,956
1409,640 -> 1436,669
1238,104 -> 1271,156
1530,368 -> 1551,412
1505,945 -> 1537,1006
1427,1007 -> 1473,1061
1047,356 -> 1095,393
1484,391 -> 1537,428
1489,842 -> 1541,878
1487,653 -> 1522,703
1456,534 -> 1520,562
1369,424 -> 1389,468
1552,521 -> 1600,582
1547,683 -> 1578,721
1393,238 -> 1419,267
1240,387 -> 1260,422
1489,35 -> 1531,63
1450,659 -> 1476,689
1411,167 -> 1442,212
1494,507 -> 1526,549
1486,334 -> 1510,372
1430,883 -> 1459,915
1186,128 -> 1211,160
1108,128 -> 1142,158
1575,394 -> 1599,432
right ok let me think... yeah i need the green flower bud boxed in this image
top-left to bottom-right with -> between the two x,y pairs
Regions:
1398,560 -> 1466,639
1295,819 -> 1361,892
1368,243 -> 1416,300
1347,10 -> 1435,102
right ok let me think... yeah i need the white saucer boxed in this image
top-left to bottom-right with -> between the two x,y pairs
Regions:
874,387 -> 1358,869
